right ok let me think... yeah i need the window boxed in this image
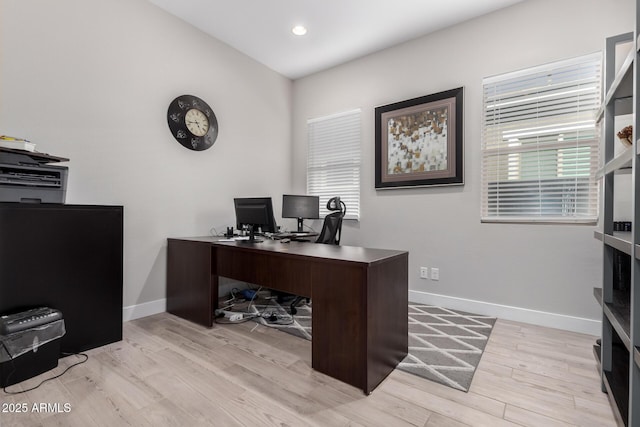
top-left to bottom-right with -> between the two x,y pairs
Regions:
481,53 -> 601,223
307,109 -> 361,220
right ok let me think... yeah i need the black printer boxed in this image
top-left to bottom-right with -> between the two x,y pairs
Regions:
0,147 -> 68,203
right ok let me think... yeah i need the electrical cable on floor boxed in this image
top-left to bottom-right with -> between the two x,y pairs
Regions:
246,286 -> 262,312
255,295 -> 295,327
214,313 -> 259,324
214,288 -> 297,327
1,340 -> 88,395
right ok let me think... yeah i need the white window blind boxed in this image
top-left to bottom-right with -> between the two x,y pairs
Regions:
307,109 -> 361,220
481,53 -> 601,223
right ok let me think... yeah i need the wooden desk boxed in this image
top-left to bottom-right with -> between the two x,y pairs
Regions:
167,237 -> 408,394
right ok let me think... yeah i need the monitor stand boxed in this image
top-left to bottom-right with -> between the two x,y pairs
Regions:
242,225 -> 263,243
297,218 -> 304,233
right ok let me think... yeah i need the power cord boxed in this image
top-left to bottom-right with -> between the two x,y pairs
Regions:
1,340 -> 88,395
214,288 -> 297,326
254,295 -> 295,326
214,286 -> 263,324
214,313 -> 259,324
259,311 -> 294,326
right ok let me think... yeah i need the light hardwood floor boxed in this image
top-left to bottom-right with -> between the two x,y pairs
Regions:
1,313 -> 616,426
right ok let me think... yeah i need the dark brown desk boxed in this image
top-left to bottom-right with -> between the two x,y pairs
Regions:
166,237 -> 408,394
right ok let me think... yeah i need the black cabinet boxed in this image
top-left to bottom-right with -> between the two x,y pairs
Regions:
0,203 -> 123,353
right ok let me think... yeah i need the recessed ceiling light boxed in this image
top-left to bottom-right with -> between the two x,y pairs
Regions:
292,25 -> 307,36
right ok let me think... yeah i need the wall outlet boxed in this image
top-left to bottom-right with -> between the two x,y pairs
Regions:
431,267 -> 440,281
420,267 -> 429,279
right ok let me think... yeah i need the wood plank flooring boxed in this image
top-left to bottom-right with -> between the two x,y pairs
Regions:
0,313 -> 616,426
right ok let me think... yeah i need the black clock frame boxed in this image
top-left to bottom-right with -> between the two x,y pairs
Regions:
167,95 -> 218,151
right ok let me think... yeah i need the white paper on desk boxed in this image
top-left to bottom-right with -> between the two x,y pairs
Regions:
218,238 -> 235,242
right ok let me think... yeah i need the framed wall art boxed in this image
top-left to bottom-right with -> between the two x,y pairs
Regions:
375,87 -> 463,189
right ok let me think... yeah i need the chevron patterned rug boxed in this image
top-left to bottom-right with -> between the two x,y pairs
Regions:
231,297 -> 495,392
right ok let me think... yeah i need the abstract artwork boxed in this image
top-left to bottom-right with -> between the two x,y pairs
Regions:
375,87 -> 463,189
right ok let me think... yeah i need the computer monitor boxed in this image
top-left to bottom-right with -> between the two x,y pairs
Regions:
233,197 -> 277,243
282,194 -> 320,232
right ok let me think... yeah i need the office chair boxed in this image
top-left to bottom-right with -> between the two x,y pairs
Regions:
290,197 -> 346,315
315,196 -> 346,245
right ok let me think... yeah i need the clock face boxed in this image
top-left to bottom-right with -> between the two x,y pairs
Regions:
167,95 -> 218,151
185,108 -> 209,137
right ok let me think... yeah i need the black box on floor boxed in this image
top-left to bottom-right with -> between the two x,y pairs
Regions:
0,337 -> 61,387
0,308 -> 65,387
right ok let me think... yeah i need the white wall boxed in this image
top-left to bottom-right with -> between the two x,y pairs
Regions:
0,0 -> 293,316
2,0 -> 632,333
292,0 -> 634,334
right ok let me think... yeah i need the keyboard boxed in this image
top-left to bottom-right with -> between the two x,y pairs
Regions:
271,232 -> 316,239
0,307 -> 63,335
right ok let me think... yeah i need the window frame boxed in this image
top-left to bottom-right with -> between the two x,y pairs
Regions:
306,109 -> 361,221
480,53 -> 602,224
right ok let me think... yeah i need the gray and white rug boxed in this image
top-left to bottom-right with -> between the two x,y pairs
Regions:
230,298 -> 495,392
399,304 -> 495,392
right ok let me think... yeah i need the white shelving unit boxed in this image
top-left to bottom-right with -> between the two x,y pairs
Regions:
594,25 -> 640,426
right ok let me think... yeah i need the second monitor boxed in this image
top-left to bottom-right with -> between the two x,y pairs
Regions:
282,194 -> 320,233
234,197 -> 278,242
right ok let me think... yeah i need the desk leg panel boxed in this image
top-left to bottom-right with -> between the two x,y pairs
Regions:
366,254 -> 408,394
167,239 -> 216,327
311,263 -> 366,391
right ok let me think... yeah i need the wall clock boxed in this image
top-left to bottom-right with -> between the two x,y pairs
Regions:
167,95 -> 218,151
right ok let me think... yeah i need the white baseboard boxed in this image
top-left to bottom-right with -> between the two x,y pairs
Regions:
123,298 -> 166,322
122,292 -> 601,336
409,290 -> 601,336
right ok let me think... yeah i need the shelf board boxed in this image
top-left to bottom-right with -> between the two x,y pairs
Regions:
605,355 -> 630,427
594,287 -> 603,307
593,342 -> 628,427
594,287 -> 631,352
602,376 -> 627,427
599,232 -> 633,255
606,232 -> 633,255
595,231 -> 636,258
606,295 -> 631,352
597,147 -> 634,178
597,46 -> 635,122
615,96 -> 634,117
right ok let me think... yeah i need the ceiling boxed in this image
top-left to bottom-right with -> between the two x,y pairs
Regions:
148,0 -> 523,80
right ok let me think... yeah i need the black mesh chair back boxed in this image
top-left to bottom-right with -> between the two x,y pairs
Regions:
315,211 -> 344,245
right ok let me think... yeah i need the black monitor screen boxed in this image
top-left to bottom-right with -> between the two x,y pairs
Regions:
282,195 -> 320,220
282,194 -> 319,232
234,197 -> 277,234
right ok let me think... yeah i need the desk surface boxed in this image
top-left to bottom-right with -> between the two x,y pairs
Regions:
170,236 -> 407,265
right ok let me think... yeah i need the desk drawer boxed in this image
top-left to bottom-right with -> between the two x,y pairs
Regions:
216,248 -> 312,297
